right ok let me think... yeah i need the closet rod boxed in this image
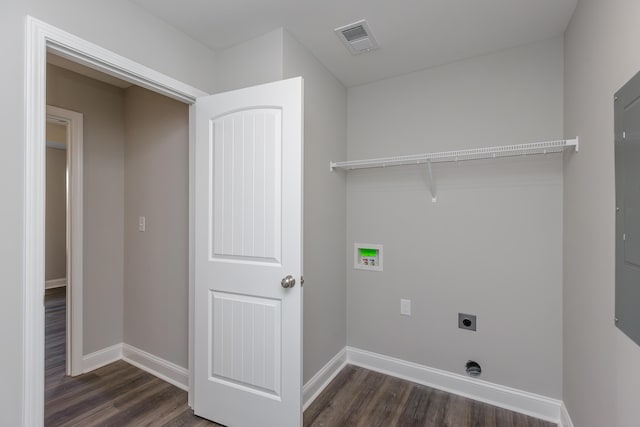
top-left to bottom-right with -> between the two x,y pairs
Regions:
329,138 -> 579,172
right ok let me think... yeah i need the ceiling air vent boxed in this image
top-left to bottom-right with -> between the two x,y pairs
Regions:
335,19 -> 379,55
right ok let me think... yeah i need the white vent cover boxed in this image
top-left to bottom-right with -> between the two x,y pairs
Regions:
335,19 -> 379,55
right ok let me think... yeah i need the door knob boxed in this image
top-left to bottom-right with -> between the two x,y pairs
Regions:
281,275 -> 296,289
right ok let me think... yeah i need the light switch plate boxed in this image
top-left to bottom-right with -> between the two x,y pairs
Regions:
400,299 -> 411,316
138,216 -> 146,232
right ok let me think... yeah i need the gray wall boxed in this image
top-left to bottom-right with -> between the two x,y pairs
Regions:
47,64 -> 126,355
45,143 -> 67,281
215,28 -> 284,93
283,31 -> 348,383
346,38 -> 564,398
563,0 -> 640,425
0,2 -> 216,421
124,85 -> 189,368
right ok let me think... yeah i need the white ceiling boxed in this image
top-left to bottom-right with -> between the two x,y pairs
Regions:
131,0 -> 578,87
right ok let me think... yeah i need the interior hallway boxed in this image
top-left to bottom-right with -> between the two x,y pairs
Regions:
45,288 -> 216,426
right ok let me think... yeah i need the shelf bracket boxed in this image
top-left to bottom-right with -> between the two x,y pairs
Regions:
427,160 -> 436,203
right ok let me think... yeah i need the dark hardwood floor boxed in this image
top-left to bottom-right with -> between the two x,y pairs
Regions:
46,288 -> 555,427
303,366 -> 556,427
45,287 -> 218,427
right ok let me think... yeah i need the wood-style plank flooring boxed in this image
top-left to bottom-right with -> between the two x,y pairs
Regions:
45,287 -> 218,426
304,365 -> 556,427
46,288 -> 555,427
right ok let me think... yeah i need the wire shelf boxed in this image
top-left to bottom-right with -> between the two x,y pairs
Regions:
330,138 -> 578,171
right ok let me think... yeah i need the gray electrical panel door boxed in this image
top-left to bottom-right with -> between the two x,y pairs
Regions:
615,70 -> 640,346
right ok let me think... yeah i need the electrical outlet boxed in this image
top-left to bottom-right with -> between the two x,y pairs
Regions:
400,299 -> 411,316
138,216 -> 146,232
458,313 -> 476,331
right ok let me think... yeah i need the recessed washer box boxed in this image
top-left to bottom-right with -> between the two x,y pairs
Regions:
354,243 -> 383,271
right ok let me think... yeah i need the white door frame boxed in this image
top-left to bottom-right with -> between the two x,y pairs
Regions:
24,16 -> 208,426
46,105 -> 84,377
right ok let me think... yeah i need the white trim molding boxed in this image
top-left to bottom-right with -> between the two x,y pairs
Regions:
24,15 -> 207,426
24,15 -> 48,427
345,347 -> 562,425
47,104 -> 84,378
44,278 -> 66,289
82,343 -> 123,373
81,343 -> 188,393
560,402 -> 575,427
122,344 -> 189,391
302,348 -> 348,410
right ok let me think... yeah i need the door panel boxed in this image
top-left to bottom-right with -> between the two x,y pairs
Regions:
210,292 -> 281,396
211,108 -> 282,263
194,78 -> 303,427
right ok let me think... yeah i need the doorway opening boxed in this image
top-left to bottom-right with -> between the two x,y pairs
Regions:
25,16 -> 206,425
43,53 -> 196,424
28,17 -> 304,427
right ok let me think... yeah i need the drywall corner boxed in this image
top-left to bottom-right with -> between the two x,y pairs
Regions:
123,85 -> 189,369
215,28 -> 285,93
283,30 -> 348,383
563,1 -> 640,426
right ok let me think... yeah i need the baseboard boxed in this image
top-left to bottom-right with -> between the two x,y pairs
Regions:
81,342 -> 566,425
559,402 -> 574,427
81,342 -> 188,392
346,347 -> 561,424
122,343 -> 189,391
303,348 -> 348,410
45,277 -> 66,289
82,343 -> 122,373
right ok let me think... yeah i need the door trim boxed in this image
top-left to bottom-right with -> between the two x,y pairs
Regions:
24,16 -> 208,426
46,105 -> 84,377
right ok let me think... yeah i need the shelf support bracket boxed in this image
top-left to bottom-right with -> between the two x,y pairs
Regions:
427,160 -> 436,203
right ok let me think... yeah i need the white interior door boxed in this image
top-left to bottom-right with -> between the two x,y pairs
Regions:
194,77 -> 303,427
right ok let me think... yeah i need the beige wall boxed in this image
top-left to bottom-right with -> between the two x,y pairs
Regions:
283,31 -> 348,383
563,0 -> 640,425
123,85 -> 189,368
45,145 -> 67,281
47,63 -> 126,355
47,122 -> 67,145
47,68 -> 191,369
346,38 -> 564,398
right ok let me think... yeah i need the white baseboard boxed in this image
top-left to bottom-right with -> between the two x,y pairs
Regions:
82,343 -> 122,373
81,342 -> 567,426
346,346 -> 562,425
560,402 -> 574,427
81,342 -> 188,392
45,277 -> 66,289
122,343 -> 189,391
303,348 -> 347,410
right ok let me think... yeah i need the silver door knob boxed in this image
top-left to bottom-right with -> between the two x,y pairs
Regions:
281,275 -> 296,289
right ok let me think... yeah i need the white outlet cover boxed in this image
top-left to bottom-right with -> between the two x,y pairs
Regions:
400,299 -> 411,316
